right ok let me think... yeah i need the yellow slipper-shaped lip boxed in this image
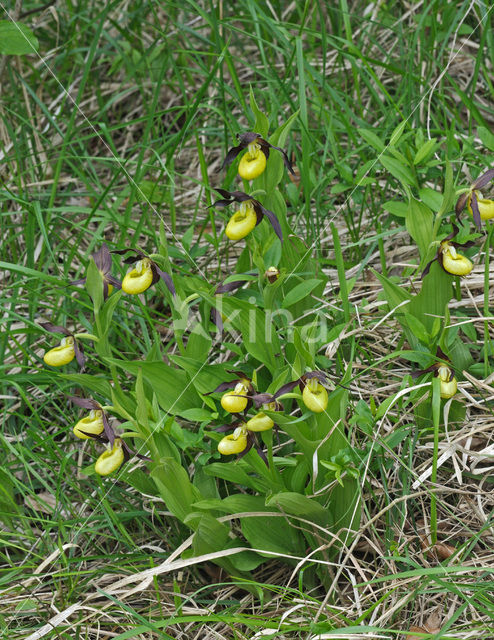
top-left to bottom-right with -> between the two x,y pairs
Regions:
221,383 -> 248,413
218,427 -> 248,455
238,145 -> 266,180
225,202 -> 257,241
43,336 -> 75,366
95,438 -> 125,476
302,382 -> 328,413
122,258 -> 154,294
73,410 -> 104,439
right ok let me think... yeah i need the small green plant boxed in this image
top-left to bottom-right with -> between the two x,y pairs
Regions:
36,93 -> 359,589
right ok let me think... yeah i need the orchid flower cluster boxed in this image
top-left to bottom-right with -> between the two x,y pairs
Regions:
39,128 -> 296,475
213,132 -> 293,242
206,370 -> 330,459
417,168 -> 494,398
40,244 -> 174,476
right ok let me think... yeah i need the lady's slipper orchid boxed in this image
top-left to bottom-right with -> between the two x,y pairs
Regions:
437,365 -> 457,399
218,425 -> 248,455
274,371 -> 329,414
95,438 -> 125,476
69,397 -> 113,441
41,323 -> 85,369
211,189 -> 283,242
221,383 -> 249,413
122,258 -> 154,294
456,168 -> 494,230
113,249 -> 175,296
302,378 -> 329,413
265,266 -> 280,283
206,371 -> 254,414
422,226 -> 475,278
245,412 -> 274,432
412,351 -> 458,400
69,396 -> 151,474
43,336 -> 75,366
221,132 -> 294,181
70,244 -> 121,300
243,394 -> 282,430
74,409 -> 104,439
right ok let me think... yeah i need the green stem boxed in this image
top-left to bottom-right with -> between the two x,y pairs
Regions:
332,223 -> 351,322
430,376 -> 441,545
484,225 -> 494,377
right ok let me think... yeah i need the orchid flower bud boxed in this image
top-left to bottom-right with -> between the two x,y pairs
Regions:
95,438 -> 125,476
225,201 -> 257,241
441,242 -> 473,276
238,142 -> 267,180
218,426 -> 248,455
246,412 -> 274,432
302,377 -> 328,413
437,366 -> 457,399
43,336 -> 75,367
122,258 -> 154,294
468,191 -> 494,221
73,409 -> 104,439
265,266 -> 280,283
221,382 -> 249,413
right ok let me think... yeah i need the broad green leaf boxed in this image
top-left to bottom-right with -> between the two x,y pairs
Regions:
478,126 -> 494,151
241,514 -> 305,557
86,258 -> 104,314
269,109 -> 299,149
447,335 -> 474,374
403,313 -> 430,344
204,462 -> 269,492
219,296 -> 280,370
314,385 -> 349,458
150,458 -> 201,523
413,139 -> 437,165
0,21 -> 39,55
380,155 -> 415,188
180,408 -> 213,422
406,197 -> 433,260
184,328 -> 212,360
418,187 -> 442,212
383,200 -> 408,218
408,261 -> 453,332
191,513 -> 230,556
193,494 -> 267,513
60,373 -> 112,398
358,128 -> 385,152
99,290 -> 124,336
437,159 -> 454,217
371,269 -> 415,348
249,87 -> 269,138
281,278 -> 322,308
228,550 -> 265,571
389,120 -> 407,146
263,111 -> 299,192
330,477 -> 361,535
135,368 -> 149,430
372,269 -> 411,308
266,492 -> 331,527
108,359 -> 199,415
168,356 -> 231,395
